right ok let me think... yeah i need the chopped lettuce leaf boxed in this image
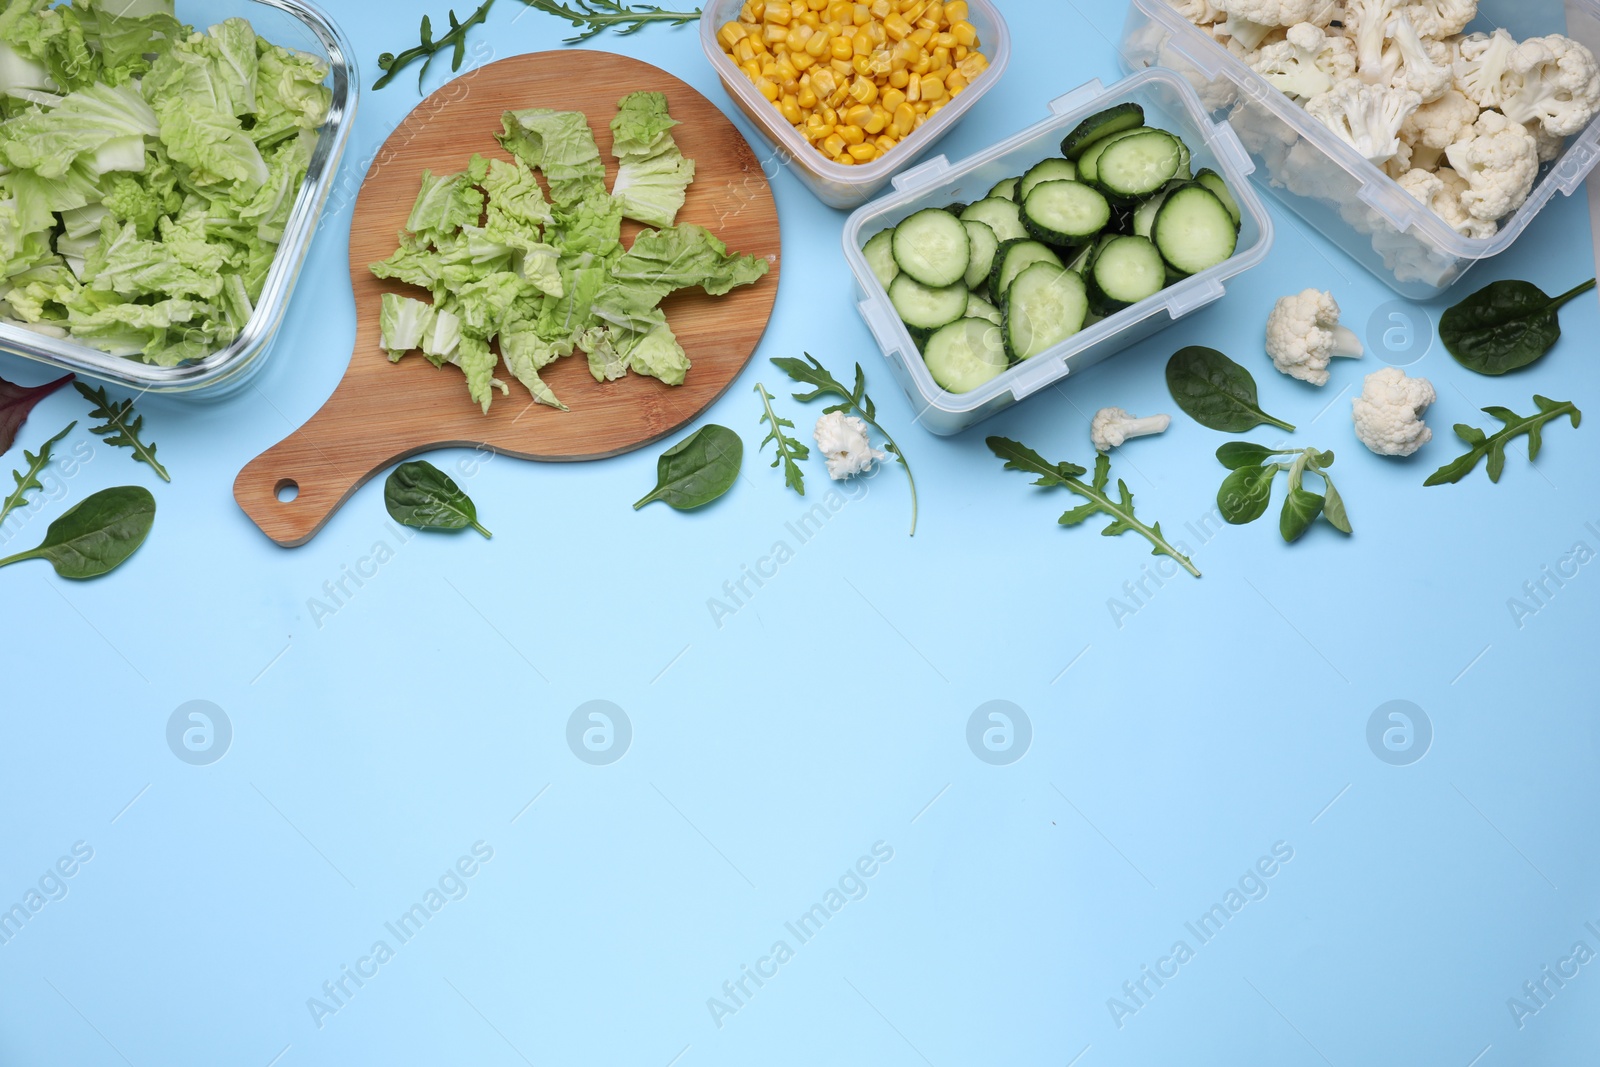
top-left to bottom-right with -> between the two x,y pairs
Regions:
0,80 -> 157,177
406,169 -> 485,237
610,91 -> 680,159
609,91 -> 695,227
420,304 -> 462,367
453,332 -> 505,414
379,291 -> 434,361
497,108 -> 606,207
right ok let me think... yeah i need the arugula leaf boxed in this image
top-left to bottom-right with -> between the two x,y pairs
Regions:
1424,396 -> 1582,486
374,1 -> 495,91
1440,277 -> 1596,376
0,485 -> 155,579
988,437 -> 1199,578
0,422 -> 75,529
74,381 -> 169,481
772,353 -> 916,534
755,383 -> 808,496
634,424 -> 742,510
0,372 -> 74,455
1166,346 -> 1295,433
385,460 -> 491,537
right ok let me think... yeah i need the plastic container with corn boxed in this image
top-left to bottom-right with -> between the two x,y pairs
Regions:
716,0 -> 992,170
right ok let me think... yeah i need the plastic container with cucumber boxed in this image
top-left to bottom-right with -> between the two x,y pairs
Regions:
857,100 -> 1242,397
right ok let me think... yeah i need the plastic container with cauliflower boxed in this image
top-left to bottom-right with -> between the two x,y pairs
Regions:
1119,0 -> 1600,298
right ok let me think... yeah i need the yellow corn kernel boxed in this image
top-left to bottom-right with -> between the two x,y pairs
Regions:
928,101 -> 945,117
828,35 -> 852,59
810,0 -> 829,9
957,51 -> 987,79
843,103 -> 872,127
950,18 -> 977,46
914,112 -> 928,129
802,10 -> 822,26
864,109 -> 888,133
901,0 -> 926,18
852,1 -> 869,22
826,0 -> 852,19
934,30 -> 956,47
943,0 -> 966,18
829,57 -> 855,76
930,45 -> 950,69
851,54 -> 873,76
719,22 -> 747,47
945,70 -> 967,93
798,84 -> 820,108
749,0 -> 767,15
811,68 -> 839,96
766,1 -> 793,22
778,95 -> 802,123
836,152 -> 856,165
838,123 -> 865,144
739,58 -> 760,80
789,22 -> 814,47
764,21 -> 788,43
775,57 -> 798,80
880,86 -> 906,111
848,142 -> 879,161
904,73 -> 920,101
757,76 -> 780,100
883,11 -> 912,38
748,31 -> 770,52
920,72 -> 945,100
760,57 -> 779,76
953,43 -> 968,60
792,50 -> 816,70
849,77 -> 879,103
734,37 -> 757,62
822,132 -> 847,156
807,29 -> 832,55
912,99 -> 929,113
810,122 -> 835,140
850,27 -> 872,54
911,53 -> 931,74
889,68 -> 909,88
821,105 -> 839,124
875,133 -> 898,151
870,0 -> 891,16
892,102 -> 915,134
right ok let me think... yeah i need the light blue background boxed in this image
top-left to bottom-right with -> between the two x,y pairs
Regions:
3,1 -> 1599,1065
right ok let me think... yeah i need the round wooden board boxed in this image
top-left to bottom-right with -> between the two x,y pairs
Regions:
234,50 -> 781,547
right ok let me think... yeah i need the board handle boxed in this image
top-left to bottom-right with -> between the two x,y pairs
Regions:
234,398 -> 400,547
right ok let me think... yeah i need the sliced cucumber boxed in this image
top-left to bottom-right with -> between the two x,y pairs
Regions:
1087,235 -> 1166,315
987,176 -> 1021,201
965,292 -> 1002,325
962,220 -> 1000,291
1194,168 -> 1241,228
960,197 -> 1029,243
1131,185 -> 1177,239
1061,102 -> 1145,160
943,202 -> 968,216
1174,139 -> 1192,180
923,317 -> 1008,393
1151,182 -> 1238,276
1018,158 -> 1077,200
1077,126 -> 1153,183
1022,179 -> 1111,247
1004,262 -> 1088,361
991,239 -> 1064,303
889,272 -> 969,330
863,228 -> 898,290
1095,130 -> 1183,199
892,207 -> 970,288
1064,242 -> 1095,274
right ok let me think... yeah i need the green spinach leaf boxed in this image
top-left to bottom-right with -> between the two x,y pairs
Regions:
0,421 -> 75,528
1424,395 -> 1582,485
385,460 -> 491,537
1216,441 -> 1289,470
1217,462 -> 1277,524
1441,278 -> 1595,376
1166,346 -> 1295,433
0,485 -> 155,579
634,424 -> 742,510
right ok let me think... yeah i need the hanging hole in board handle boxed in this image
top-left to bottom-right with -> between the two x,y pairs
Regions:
274,479 -> 300,503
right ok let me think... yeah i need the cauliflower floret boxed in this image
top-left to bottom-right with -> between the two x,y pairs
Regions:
814,412 -> 886,479
1265,289 -> 1364,385
1169,0 -> 1227,24
1338,0 -> 1401,83
1400,88 -> 1478,169
1452,28 -> 1518,107
1090,408 -> 1172,452
1400,0 -> 1475,39
1278,136 -> 1352,197
1444,109 -> 1538,221
1352,367 -> 1436,456
1306,78 -> 1422,163
1497,34 -> 1600,137
1219,0 -> 1337,51
1534,123 -> 1565,161
1380,14 -> 1452,101
1252,22 -> 1358,99
1396,166 -> 1499,237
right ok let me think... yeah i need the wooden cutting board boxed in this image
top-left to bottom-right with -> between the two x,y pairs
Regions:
234,51 -> 781,547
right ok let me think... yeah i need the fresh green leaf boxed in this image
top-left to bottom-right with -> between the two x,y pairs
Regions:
385,460 -> 490,537
755,383 -> 808,497
1424,396 -> 1582,486
1216,440 -> 1289,470
73,381 -> 170,481
1279,485 -> 1324,543
1166,346 -> 1296,433
373,0 -> 496,91
0,421 -> 75,529
1440,277 -> 1596,376
773,353 -> 918,535
988,437 -> 1200,578
0,485 -> 154,579
0,372 -> 73,454
1321,477 -> 1351,534
512,0 -> 701,44
1217,463 -> 1278,525
634,424 -> 742,510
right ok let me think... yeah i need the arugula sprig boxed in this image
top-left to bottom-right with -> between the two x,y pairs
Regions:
375,0 -> 701,92
74,382 -> 169,482
375,2 -> 495,91
1424,395 -> 1582,486
755,383 -> 808,496
989,437 -> 1200,578
0,422 -> 74,530
772,353 -> 918,535
1216,443 -> 1351,542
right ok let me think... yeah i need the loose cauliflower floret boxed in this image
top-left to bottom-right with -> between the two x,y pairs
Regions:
1400,88 -> 1478,170
1381,14 -> 1452,102
1400,0 -> 1475,39
1265,289 -> 1364,385
1306,78 -> 1422,163
1444,109 -> 1538,221
1219,0 -> 1337,51
1497,34 -> 1600,137
1352,367 -> 1435,456
1252,22 -> 1358,99
1453,28 -> 1518,108
1090,408 -> 1172,452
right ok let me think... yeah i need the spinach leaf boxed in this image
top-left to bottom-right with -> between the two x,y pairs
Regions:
1217,441 -> 1289,470
1217,463 -> 1278,524
634,424 -> 742,510
1441,278 -> 1595,376
385,460 -> 491,537
0,485 -> 155,579
0,372 -> 73,455
1424,395 -> 1582,486
1166,346 -> 1295,433
0,421 -> 75,528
